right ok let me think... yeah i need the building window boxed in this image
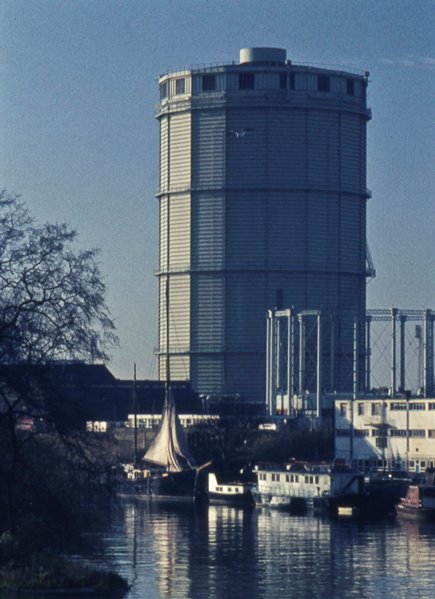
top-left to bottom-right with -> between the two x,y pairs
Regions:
339,403 -> 347,416
279,73 -> 287,89
346,78 -> 355,96
239,72 -> 255,89
371,403 -> 381,416
318,75 -> 330,92
390,402 -> 407,410
429,403 -> 435,410
357,403 -> 364,416
390,429 -> 407,437
409,403 -> 426,410
160,81 -> 168,99
289,72 -> 295,90
376,437 -> 387,449
175,78 -> 186,94
355,429 -> 369,437
410,430 -> 426,438
202,74 -> 216,91
285,474 -> 289,482
428,430 -> 435,438
372,428 -> 388,437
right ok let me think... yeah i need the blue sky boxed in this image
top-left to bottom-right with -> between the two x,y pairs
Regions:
1,0 -> 434,380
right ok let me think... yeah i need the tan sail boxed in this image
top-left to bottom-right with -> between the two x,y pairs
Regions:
144,390 -> 196,473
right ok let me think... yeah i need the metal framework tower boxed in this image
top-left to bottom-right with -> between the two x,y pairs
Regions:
266,307 -> 435,417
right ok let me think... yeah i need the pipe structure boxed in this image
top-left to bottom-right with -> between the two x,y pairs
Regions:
276,316 -> 281,410
391,308 -> 398,398
329,314 -> 335,392
266,310 -> 271,414
298,314 -> 305,398
316,312 -> 322,422
399,314 -> 407,392
423,309 -> 433,397
286,309 -> 293,415
366,315 -> 372,392
350,317 -> 359,464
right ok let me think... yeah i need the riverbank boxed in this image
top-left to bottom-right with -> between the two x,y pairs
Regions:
0,556 -> 129,597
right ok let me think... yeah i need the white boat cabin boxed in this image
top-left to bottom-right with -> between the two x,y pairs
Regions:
255,462 -> 362,501
208,473 -> 250,497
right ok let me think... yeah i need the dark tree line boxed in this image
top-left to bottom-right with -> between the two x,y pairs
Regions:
0,190 -> 118,553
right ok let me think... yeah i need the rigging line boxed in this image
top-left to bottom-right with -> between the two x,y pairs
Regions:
167,302 -> 190,380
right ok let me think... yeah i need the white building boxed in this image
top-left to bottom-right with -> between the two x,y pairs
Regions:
127,413 -> 219,430
156,47 -> 370,404
334,397 -> 435,472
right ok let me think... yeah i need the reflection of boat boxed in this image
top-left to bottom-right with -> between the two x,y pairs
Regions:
207,473 -> 255,507
268,496 -> 293,511
396,485 -> 435,520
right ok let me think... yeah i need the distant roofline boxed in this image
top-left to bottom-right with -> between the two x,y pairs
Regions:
159,60 -> 368,81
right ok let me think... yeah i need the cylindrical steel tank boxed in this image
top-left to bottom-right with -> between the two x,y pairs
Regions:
156,47 -> 371,403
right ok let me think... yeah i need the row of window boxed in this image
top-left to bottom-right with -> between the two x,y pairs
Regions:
259,472 -> 321,484
215,486 -> 240,493
339,402 -> 433,417
336,428 -> 434,438
352,458 -> 434,471
160,73 -> 358,98
391,402 -> 428,411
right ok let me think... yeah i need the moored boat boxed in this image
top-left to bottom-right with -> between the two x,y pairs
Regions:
255,461 -> 365,515
207,473 -> 255,507
396,485 -> 435,520
116,387 -> 211,501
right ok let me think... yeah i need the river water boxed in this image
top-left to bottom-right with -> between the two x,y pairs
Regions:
88,499 -> 435,599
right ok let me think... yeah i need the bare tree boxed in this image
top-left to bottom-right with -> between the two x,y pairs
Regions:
0,189 -> 116,365
0,189 -> 118,537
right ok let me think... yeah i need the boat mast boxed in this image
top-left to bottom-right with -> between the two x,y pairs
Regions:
133,363 -> 138,465
165,193 -> 171,472
165,193 -> 171,406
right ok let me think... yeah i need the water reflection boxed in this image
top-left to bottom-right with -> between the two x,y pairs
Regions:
105,501 -> 435,599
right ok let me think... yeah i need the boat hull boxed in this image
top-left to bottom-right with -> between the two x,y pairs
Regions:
396,504 -> 435,521
117,469 -> 198,501
395,484 -> 435,521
